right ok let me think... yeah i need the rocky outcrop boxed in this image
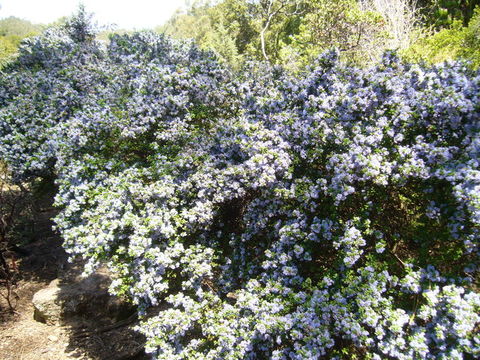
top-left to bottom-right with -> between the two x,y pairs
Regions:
32,267 -> 134,325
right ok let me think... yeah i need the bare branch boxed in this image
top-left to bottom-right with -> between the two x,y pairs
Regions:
259,0 -> 304,61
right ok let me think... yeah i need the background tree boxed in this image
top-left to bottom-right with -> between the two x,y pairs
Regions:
279,0 -> 388,68
161,0 -> 424,69
160,0 -> 305,65
416,0 -> 480,27
253,0 -> 304,61
160,0 -> 246,66
403,6 -> 480,67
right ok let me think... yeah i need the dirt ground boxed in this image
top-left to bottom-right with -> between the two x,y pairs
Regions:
0,212 -> 148,360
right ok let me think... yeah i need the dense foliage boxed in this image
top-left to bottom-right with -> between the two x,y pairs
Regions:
404,7 -> 480,68
416,0 -> 480,27
162,0 -> 480,70
161,0 -> 422,68
1,13 -> 479,359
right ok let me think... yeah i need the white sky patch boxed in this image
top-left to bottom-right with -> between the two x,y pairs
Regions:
0,0 -> 186,30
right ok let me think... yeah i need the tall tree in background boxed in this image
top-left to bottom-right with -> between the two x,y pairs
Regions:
254,0 -> 304,61
417,0 -> 480,26
280,0 -> 389,67
160,1 -> 245,66
161,0 -> 306,64
403,4 -> 480,67
161,0 -> 422,68
161,0 -> 478,68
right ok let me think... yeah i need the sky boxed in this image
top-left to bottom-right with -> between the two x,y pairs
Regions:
0,0 -> 187,30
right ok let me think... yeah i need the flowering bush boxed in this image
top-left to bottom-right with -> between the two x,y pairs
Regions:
0,14 -> 479,359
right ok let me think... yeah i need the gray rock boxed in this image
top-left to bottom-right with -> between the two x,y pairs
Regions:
32,268 -> 134,325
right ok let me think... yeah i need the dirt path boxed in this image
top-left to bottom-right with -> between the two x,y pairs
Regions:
0,216 -> 147,360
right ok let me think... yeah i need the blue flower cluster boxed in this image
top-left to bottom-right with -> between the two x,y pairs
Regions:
0,16 -> 479,359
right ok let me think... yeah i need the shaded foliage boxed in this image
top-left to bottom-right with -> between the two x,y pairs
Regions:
404,6 -> 480,68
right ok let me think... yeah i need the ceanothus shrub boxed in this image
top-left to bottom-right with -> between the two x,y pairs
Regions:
0,13 -> 479,360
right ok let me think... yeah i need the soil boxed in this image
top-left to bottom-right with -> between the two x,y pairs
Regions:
0,204 -> 149,360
